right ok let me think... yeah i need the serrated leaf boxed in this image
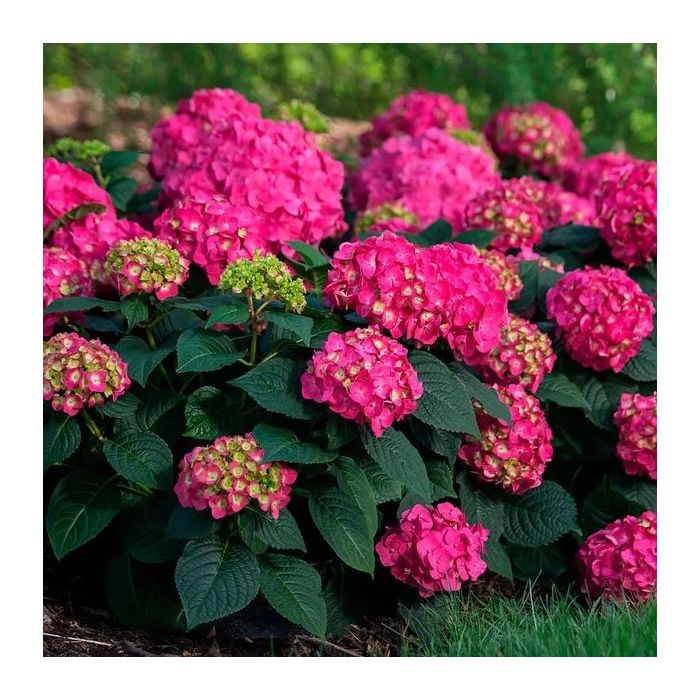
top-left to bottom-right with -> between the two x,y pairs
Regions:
536,371 -> 591,410
175,535 -> 260,629
540,225 -> 600,250
309,314 -> 344,349
120,295 -> 150,331
43,415 -> 81,471
115,335 -> 175,387
230,358 -> 318,420
259,554 -> 327,637
288,240 -> 330,268
426,460 -> 456,499
509,544 -> 567,579
502,480 -> 578,547
408,419 -> 461,467
253,423 -> 336,464
239,509 -> 306,552
453,228 -> 499,247
103,431 -> 173,490
571,372 -> 615,429
153,309 -> 204,341
118,500 -> 184,564
411,351 -> 481,434
309,488 -> 375,574
46,470 -> 122,560
509,261 -> 538,315
609,472 -> 657,512
204,298 -> 250,327
364,460 -> 403,503
404,219 -> 452,247
334,457 -> 378,536
620,339 -> 657,381
107,177 -> 138,211
166,507 -> 219,541
183,386 -> 239,440
176,328 -> 244,373
360,426 -> 430,501
484,539 -> 513,581
450,363 -> 511,426
326,413 -> 357,451
101,149 -> 140,174
44,296 -> 120,314
261,311 -> 313,346
456,472 -> 505,537
101,392 -> 141,418
135,392 -> 182,430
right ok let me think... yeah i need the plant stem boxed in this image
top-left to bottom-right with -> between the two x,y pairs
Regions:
247,293 -> 259,366
82,410 -> 104,442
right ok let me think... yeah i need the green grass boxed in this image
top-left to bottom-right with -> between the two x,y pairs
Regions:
400,585 -> 656,657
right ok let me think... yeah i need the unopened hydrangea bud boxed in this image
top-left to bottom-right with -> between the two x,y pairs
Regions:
613,392 -> 657,480
45,137 -> 111,163
219,252 -> 306,313
43,332 -> 131,416
175,434 -> 297,520
458,383 -> 553,494
577,511 -> 657,601
354,203 -> 421,236
105,237 -> 189,301
276,99 -> 329,134
376,502 -> 488,598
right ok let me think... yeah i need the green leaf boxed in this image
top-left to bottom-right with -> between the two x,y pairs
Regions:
253,423 -> 337,464
239,509 -> 306,552
230,358 -> 318,420
288,241 -> 330,268
609,472 -> 657,512
410,351 -> 480,434
120,295 -> 150,331
360,426 -> 431,501
509,544 -> 567,579
426,460 -> 456,499
364,460 -> 403,504
309,314 -> 344,348
176,328 -> 245,373
261,311 -> 313,346
175,535 -> 260,629
540,225 -> 600,250
44,296 -> 120,314
409,419 -> 461,467
309,488 -> 375,574
456,472 -> 505,538
204,298 -> 250,328
334,457 -> 378,536
453,229 -> 499,247
101,150 -> 140,174
536,371 -> 591,410
135,392 -> 182,430
46,471 -> 122,560
43,415 -> 81,471
484,539 -> 513,581
259,554 -> 327,637
166,507 -> 219,541
508,261 -> 538,315
118,500 -> 184,564
620,339 -> 657,381
502,480 -> 578,547
183,386 -> 239,440
103,431 -> 173,490
101,392 -> 141,418
115,335 -> 175,387
326,413 -> 357,451
107,177 -> 138,211
450,363 -> 511,425
405,219 -> 452,247
570,373 -> 614,429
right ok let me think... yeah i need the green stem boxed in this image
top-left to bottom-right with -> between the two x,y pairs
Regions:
94,162 -> 109,189
247,293 -> 259,367
82,410 -> 104,442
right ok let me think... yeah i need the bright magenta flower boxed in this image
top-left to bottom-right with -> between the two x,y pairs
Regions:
484,102 -> 585,178
613,392 -> 657,480
458,383 -> 553,494
43,332 -> 131,415
175,434 -> 297,520
546,266 -> 655,372
595,161 -> 657,267
478,249 -> 523,301
105,237 -> 189,300
350,128 -> 499,230
577,511 -> 657,601
43,247 -> 94,336
564,151 -> 639,197
376,502 -> 488,598
301,326 -> 423,437
359,90 -> 470,156
471,314 -> 556,393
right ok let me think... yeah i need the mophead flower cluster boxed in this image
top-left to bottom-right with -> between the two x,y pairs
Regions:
375,502 -> 489,598
478,249 -> 524,301
577,511 -> 657,601
301,326 -> 423,437
613,392 -> 657,480
564,151 -> 639,198
43,332 -> 131,416
175,434 -> 297,520
458,383 -> 553,494
43,247 -> 93,336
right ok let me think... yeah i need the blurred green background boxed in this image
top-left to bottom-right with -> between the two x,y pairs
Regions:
44,43 -> 657,159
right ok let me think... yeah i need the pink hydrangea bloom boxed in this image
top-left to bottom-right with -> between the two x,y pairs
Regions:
43,247 -> 94,336
350,128 -> 500,230
43,157 -> 115,229
462,177 -> 545,252
546,266 -> 655,373
484,102 -> 585,178
595,161 -> 657,267
613,392 -> 657,480
458,383 -> 553,494
174,434 -> 297,520
577,511 -> 657,601
564,151 -> 639,198
478,249 -> 523,301
43,332 -> 131,416
375,502 -> 489,598
471,314 -> 556,393
149,88 -> 262,178
104,237 -> 189,300
359,90 -> 470,156
301,326 -> 423,437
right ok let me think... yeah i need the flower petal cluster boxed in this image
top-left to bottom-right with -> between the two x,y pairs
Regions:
43,332 -> 131,415
613,392 -> 657,480
595,161 -> 657,267
43,247 -> 94,336
484,101 -> 585,178
350,128 -> 499,230
509,247 -> 564,273
375,502 -> 488,598
354,203 -> 421,236
564,151 -> 639,197
301,326 -> 423,437
577,511 -> 657,601
174,434 -> 297,520
359,90 -> 470,156
105,237 -> 189,300
478,249 -> 523,301
546,266 -> 655,372
471,314 -> 556,392
458,383 -> 553,494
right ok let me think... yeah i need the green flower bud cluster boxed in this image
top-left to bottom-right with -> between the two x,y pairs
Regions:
276,100 -> 329,134
45,137 -> 111,163
355,202 -> 420,234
